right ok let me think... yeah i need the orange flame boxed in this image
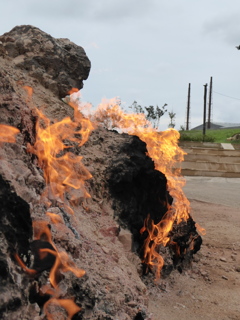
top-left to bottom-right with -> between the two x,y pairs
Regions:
0,124 -> 19,144
15,219 -> 85,319
32,219 -> 85,285
44,298 -> 81,320
46,212 -> 64,224
38,248 -> 85,288
195,223 -> 206,236
32,220 -> 57,249
13,87 -> 88,319
27,95 -> 94,211
23,85 -> 33,99
67,88 -> 79,95
93,100 -> 202,278
14,253 -> 37,275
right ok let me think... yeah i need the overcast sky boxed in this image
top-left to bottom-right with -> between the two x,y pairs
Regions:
1,0 -> 240,130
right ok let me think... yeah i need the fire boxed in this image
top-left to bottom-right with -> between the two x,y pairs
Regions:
67,88 -> 79,95
93,100 -> 203,278
23,85 -> 33,100
14,87 -> 93,319
27,91 -> 94,212
33,220 -> 54,244
15,219 -> 85,319
195,222 -> 207,236
14,253 -> 37,276
46,211 -> 64,224
39,248 -> 85,288
44,298 -> 81,320
0,124 -> 19,144
14,84 -> 203,319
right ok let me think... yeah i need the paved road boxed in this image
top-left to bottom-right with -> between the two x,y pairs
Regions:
183,177 -> 240,209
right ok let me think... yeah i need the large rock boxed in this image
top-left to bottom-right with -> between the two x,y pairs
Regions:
0,25 -> 91,98
0,26 -> 150,319
0,25 -> 201,320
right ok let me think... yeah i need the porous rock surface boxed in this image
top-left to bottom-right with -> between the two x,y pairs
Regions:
0,25 -> 153,320
0,25 -> 91,98
0,25 -> 200,320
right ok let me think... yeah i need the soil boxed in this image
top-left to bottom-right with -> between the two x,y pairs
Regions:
148,177 -> 240,320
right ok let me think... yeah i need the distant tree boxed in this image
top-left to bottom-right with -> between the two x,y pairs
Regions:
154,104 -> 168,128
168,111 -> 176,128
179,125 -> 185,131
129,101 -> 145,114
129,101 -> 168,129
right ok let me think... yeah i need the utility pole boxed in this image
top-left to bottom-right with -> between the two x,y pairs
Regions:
208,76 -> 213,129
186,83 -> 191,130
203,83 -> 208,138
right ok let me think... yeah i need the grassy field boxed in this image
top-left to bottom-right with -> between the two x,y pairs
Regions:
179,128 -> 240,143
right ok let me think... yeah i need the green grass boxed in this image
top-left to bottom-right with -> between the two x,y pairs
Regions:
179,128 -> 240,143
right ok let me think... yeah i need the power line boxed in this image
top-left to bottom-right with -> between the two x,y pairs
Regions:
213,90 -> 240,101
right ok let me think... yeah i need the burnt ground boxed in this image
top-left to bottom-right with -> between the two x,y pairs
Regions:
148,177 -> 240,320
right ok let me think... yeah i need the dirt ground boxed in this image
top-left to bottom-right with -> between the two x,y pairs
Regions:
148,177 -> 240,320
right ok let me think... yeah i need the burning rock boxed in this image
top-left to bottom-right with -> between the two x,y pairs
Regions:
107,134 -> 171,249
0,25 -> 203,320
93,101 -> 203,278
107,132 -> 202,277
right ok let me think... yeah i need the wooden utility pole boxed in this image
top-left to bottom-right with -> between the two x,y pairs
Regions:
186,83 -> 191,130
207,76 -> 213,129
203,83 -> 208,137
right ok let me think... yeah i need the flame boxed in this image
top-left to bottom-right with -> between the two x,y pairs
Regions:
0,124 -> 19,144
36,223 -> 85,320
16,219 -> 85,319
14,253 -> 37,275
67,88 -> 79,95
13,87 -> 89,319
14,220 -> 54,276
33,220 -> 53,243
44,298 -> 81,320
195,222 -> 206,236
32,219 -> 85,285
93,100 -> 203,278
27,91 -> 94,211
14,85 -> 204,319
23,85 -> 33,99
38,248 -> 85,288
46,212 -> 64,224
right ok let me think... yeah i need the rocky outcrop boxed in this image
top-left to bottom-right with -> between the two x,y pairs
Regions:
0,25 -> 91,98
0,25 -> 150,320
0,26 -> 201,320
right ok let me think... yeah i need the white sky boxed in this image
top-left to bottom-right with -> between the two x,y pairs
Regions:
1,0 -> 240,130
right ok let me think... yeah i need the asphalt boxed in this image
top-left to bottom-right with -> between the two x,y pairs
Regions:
183,176 -> 240,209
